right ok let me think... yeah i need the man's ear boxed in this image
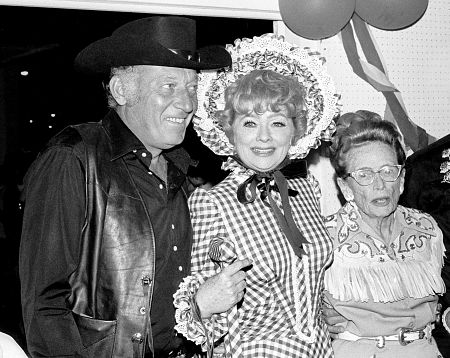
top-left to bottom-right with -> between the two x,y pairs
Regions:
337,177 -> 354,202
109,76 -> 127,106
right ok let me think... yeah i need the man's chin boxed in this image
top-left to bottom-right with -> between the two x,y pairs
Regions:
164,138 -> 185,149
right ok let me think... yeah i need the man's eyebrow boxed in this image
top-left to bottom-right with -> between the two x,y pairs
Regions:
158,75 -> 177,81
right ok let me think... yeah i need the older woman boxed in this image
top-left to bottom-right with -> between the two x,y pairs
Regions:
323,111 -> 446,358
173,34 -> 341,357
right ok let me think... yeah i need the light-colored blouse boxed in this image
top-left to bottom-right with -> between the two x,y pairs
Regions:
324,201 -> 446,336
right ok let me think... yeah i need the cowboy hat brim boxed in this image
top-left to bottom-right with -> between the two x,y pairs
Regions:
74,34 -> 231,74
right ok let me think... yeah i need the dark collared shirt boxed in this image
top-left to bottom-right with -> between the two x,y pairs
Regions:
124,141 -> 192,355
21,111 -> 192,356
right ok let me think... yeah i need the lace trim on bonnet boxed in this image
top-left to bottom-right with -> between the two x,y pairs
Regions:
194,33 -> 341,160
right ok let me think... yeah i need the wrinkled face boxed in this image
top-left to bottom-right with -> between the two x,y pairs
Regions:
232,110 -> 294,172
122,65 -> 197,155
337,141 -> 405,222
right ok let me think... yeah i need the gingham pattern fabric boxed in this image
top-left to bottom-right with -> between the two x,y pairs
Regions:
187,157 -> 334,357
208,238 -> 244,358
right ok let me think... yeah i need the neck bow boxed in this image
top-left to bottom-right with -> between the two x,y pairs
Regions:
235,157 -> 309,257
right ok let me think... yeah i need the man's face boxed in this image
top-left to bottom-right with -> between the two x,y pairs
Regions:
122,65 -> 198,156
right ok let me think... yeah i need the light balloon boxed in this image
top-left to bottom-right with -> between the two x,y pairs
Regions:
355,0 -> 428,30
279,0 -> 356,40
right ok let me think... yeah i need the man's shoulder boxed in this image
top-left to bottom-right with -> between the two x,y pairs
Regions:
36,121 -> 107,166
47,122 -> 102,147
407,133 -> 450,164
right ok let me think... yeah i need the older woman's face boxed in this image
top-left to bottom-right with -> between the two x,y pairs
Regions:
232,110 -> 294,172
337,141 -> 405,221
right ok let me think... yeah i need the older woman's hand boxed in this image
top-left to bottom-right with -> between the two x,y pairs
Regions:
322,306 -> 346,338
195,258 -> 252,318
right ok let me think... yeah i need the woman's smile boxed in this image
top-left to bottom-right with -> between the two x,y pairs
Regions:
251,147 -> 276,156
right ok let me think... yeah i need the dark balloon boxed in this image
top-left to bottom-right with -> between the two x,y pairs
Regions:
355,0 -> 429,30
279,0 -> 355,40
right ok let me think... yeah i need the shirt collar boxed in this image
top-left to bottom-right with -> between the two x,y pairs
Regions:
340,201 -> 403,246
103,110 -> 144,160
103,109 -> 192,175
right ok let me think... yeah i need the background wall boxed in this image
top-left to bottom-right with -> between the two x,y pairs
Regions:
3,0 -> 446,215
1,0 -> 447,138
277,0 -> 450,140
274,0 -> 450,215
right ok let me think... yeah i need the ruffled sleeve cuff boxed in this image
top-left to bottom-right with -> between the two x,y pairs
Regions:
173,275 -> 214,351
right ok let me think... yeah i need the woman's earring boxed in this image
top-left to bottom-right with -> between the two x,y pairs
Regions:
290,136 -> 296,147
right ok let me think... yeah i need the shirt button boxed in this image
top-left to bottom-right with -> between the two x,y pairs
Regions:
141,152 -> 147,157
148,171 -> 152,175
178,266 -> 183,272
139,307 -> 146,315
159,184 -> 164,189
131,332 -> 143,343
171,224 -> 175,230
173,246 -> 178,252
132,149 -> 137,153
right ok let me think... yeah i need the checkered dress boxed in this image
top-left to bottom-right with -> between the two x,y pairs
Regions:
185,158 -> 334,357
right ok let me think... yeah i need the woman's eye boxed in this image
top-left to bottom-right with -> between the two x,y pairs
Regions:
163,83 -> 175,90
273,121 -> 287,127
357,170 -> 370,179
243,120 -> 256,127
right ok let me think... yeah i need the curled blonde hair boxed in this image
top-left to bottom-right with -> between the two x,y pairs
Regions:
215,70 -> 307,143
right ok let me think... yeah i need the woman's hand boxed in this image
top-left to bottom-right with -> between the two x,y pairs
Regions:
196,259 -> 252,318
322,306 -> 346,338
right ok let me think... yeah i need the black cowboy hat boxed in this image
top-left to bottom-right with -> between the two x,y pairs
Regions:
74,16 -> 231,74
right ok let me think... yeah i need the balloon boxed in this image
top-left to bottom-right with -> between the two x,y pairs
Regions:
355,0 -> 428,30
279,0 -> 355,40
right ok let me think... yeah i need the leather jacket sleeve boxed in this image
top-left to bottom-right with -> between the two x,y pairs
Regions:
19,145 -> 86,357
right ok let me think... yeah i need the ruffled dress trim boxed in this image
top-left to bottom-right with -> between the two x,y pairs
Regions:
173,276 -> 214,351
324,202 -> 446,303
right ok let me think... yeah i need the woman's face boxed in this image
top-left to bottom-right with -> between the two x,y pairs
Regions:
337,141 -> 405,221
232,110 -> 294,172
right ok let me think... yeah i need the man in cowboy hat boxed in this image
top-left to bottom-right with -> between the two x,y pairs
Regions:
19,16 -> 250,358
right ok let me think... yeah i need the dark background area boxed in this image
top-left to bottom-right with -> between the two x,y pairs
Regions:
0,5 -> 272,352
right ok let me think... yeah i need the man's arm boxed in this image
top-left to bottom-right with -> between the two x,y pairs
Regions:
19,147 -> 86,357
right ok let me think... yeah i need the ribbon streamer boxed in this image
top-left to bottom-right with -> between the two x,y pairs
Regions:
341,13 -> 435,151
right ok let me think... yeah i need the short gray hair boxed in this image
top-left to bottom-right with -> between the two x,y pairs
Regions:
105,66 -> 141,108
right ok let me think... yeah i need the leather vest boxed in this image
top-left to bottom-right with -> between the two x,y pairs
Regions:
59,121 -> 156,358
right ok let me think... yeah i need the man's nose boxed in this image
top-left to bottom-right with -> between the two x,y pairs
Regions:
174,90 -> 195,113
